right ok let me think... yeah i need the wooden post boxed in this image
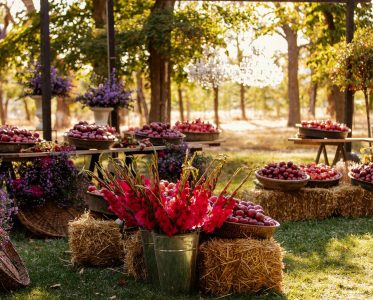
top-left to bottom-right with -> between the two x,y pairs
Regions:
40,0 -> 52,141
106,0 -> 119,132
344,0 -> 355,152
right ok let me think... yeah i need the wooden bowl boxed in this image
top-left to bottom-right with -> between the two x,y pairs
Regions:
135,133 -> 185,146
65,136 -> 117,150
297,126 -> 350,139
183,131 -> 220,142
348,172 -> 373,191
214,220 -> 280,239
255,170 -> 309,191
306,172 -> 342,188
0,142 -> 35,153
85,192 -> 116,216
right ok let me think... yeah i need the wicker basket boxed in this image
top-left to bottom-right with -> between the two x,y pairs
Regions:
255,171 -> 309,191
135,133 -> 185,146
0,239 -> 30,291
17,201 -> 83,238
307,173 -> 342,188
65,135 -> 117,150
0,142 -> 35,153
85,192 -> 116,217
183,132 -> 220,142
214,221 -> 280,240
297,126 -> 350,139
349,172 -> 373,191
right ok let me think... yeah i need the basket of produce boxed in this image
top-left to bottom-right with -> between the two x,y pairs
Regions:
85,186 -> 116,217
349,164 -> 373,191
135,122 -> 185,146
65,121 -> 117,150
214,200 -> 280,239
173,119 -> 220,141
301,163 -> 342,188
0,125 -> 43,153
297,120 -> 350,139
0,238 -> 30,291
255,161 -> 309,191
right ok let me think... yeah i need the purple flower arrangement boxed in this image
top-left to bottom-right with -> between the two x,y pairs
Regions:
8,154 -> 88,208
0,190 -> 17,243
25,63 -> 72,97
77,74 -> 132,108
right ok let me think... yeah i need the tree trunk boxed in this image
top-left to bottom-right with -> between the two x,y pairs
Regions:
21,0 -> 35,13
136,72 -> 148,124
213,87 -> 220,128
178,87 -> 184,122
92,0 -> 107,28
23,99 -> 31,121
240,84 -> 247,120
333,85 -> 345,122
283,25 -> 300,127
186,94 -> 191,121
148,0 -> 175,123
364,89 -> 371,141
54,97 -> 70,129
0,83 -> 5,125
308,82 -> 317,117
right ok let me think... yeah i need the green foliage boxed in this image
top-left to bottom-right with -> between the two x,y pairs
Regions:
331,28 -> 373,94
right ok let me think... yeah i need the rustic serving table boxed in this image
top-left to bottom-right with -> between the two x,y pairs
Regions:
288,137 -> 373,166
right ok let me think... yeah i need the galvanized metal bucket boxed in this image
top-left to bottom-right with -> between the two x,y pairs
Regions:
153,231 -> 199,294
139,229 -> 159,285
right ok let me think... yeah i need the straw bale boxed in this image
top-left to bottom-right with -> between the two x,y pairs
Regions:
333,185 -> 373,217
199,238 -> 284,295
68,212 -> 123,267
123,230 -> 147,280
242,188 -> 336,222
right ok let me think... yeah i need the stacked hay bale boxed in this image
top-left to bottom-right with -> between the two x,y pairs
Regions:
68,212 -> 123,266
242,188 -> 336,222
199,238 -> 284,295
123,230 -> 146,280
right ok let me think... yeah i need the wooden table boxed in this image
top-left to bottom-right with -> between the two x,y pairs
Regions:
288,137 -> 373,166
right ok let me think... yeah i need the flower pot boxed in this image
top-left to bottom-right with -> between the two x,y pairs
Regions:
90,107 -> 113,126
152,231 -> 199,294
140,229 -> 159,285
30,95 -> 43,130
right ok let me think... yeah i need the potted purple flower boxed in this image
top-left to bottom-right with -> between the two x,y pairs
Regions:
77,74 -> 132,125
24,63 -> 72,130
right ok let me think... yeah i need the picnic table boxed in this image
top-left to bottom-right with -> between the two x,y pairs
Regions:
0,139 -> 224,178
288,137 -> 373,166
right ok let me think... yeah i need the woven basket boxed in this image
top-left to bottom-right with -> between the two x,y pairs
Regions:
349,172 -> 373,191
213,221 -> 280,240
65,136 -> 116,150
183,132 -> 220,142
0,142 -> 35,153
255,171 -> 309,191
135,133 -> 185,146
297,126 -> 350,139
17,201 -> 83,238
0,239 -> 30,291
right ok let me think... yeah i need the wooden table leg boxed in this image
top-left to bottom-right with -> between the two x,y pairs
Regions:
322,145 -> 329,165
315,145 -> 323,164
332,144 -> 348,166
88,153 -> 102,179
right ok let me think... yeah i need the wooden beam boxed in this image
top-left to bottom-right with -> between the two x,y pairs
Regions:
106,0 -> 119,132
40,0 -> 52,141
157,0 -> 370,2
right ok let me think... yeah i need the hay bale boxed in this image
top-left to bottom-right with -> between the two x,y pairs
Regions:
123,230 -> 147,280
333,184 -> 373,217
68,212 -> 122,266
199,238 -> 284,295
242,187 -> 336,222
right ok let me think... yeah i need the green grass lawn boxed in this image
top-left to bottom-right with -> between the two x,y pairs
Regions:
2,217 -> 372,300
1,151 -> 372,299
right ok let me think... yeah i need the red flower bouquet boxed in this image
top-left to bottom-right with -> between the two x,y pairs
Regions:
93,154 -> 250,237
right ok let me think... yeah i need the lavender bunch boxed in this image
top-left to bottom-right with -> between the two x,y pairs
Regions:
24,63 -> 72,97
0,190 -> 17,243
77,74 -> 132,108
8,154 -> 88,208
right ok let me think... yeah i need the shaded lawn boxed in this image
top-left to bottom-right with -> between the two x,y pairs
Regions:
2,217 -> 372,300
